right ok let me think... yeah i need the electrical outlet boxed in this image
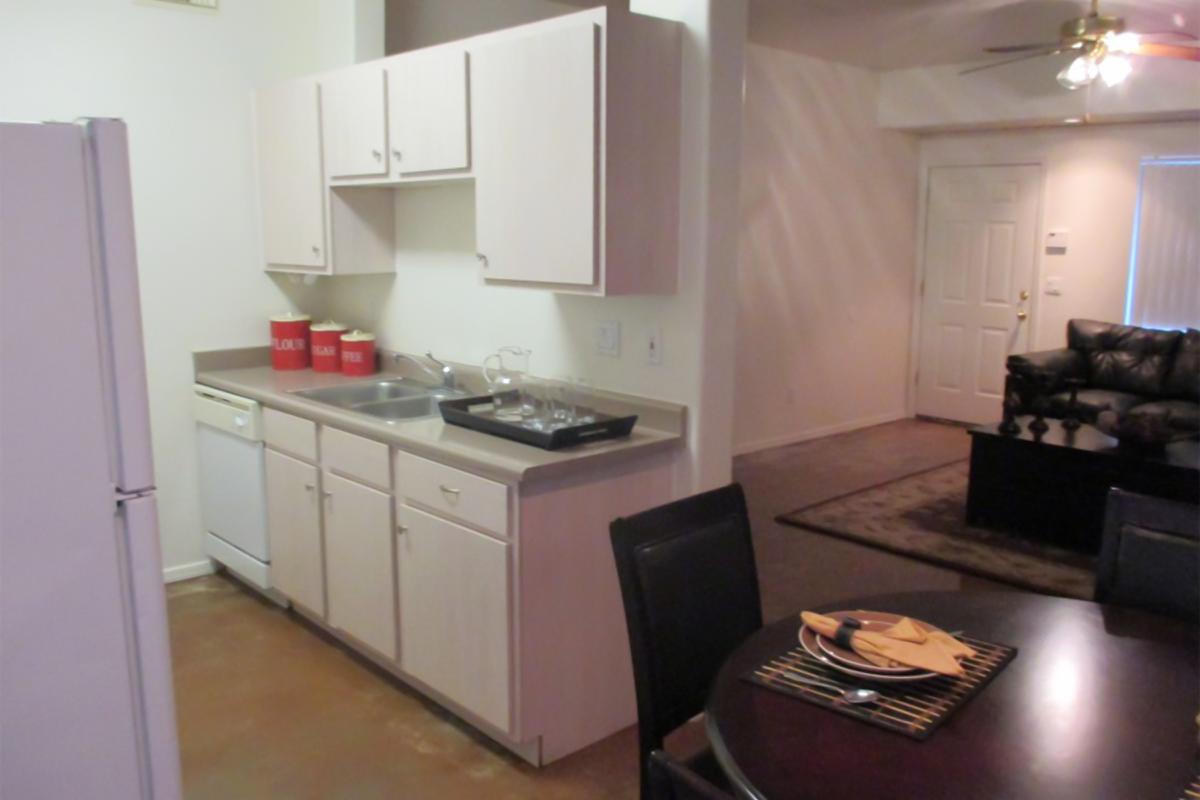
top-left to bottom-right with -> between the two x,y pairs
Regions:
595,321 -> 620,357
647,326 -> 663,365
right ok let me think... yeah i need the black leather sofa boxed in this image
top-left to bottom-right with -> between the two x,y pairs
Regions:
1005,319 -> 1199,433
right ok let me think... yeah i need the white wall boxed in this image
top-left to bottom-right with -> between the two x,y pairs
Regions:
0,0 -> 379,578
919,121 -> 1200,353
733,45 -> 919,454
338,0 -> 747,493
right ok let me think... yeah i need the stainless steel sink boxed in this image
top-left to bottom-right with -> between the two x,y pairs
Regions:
291,378 -> 464,421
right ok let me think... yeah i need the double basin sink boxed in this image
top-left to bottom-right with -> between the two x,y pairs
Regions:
291,378 -> 465,422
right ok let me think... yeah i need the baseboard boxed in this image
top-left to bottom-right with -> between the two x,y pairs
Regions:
733,411 -> 910,456
162,559 -> 215,584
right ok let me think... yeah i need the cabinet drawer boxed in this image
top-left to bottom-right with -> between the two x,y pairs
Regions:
394,450 -> 509,536
322,426 -> 390,490
263,407 -> 317,462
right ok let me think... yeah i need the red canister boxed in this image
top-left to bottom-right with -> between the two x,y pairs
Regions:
269,312 -> 311,370
340,330 -> 376,376
310,320 -> 348,373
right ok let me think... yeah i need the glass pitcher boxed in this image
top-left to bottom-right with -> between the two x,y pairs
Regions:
482,346 -> 532,421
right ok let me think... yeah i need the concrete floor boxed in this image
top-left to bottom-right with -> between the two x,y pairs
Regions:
168,418 -> 1003,799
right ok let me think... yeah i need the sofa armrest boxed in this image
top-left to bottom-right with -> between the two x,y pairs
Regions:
1006,348 -> 1086,384
1004,349 -> 1087,413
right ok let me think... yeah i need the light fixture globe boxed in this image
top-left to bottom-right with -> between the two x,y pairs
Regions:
1099,54 -> 1133,86
1057,54 -> 1099,89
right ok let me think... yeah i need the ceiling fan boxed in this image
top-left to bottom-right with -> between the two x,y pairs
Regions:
962,0 -> 1199,89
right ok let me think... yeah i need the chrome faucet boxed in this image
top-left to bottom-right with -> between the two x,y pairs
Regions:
393,351 -> 456,390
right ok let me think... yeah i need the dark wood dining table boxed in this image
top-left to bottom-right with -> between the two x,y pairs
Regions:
705,591 -> 1199,800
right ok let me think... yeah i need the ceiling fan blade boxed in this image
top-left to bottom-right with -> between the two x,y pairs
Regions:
985,42 -> 1063,53
1134,30 -> 1199,42
1132,42 -> 1200,62
960,48 -> 1063,75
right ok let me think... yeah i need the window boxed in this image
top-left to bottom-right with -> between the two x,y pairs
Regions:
1125,157 -> 1200,331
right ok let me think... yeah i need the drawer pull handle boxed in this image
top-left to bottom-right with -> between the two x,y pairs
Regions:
439,485 -> 461,500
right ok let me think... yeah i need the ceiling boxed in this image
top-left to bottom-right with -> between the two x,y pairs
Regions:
747,0 -> 1200,70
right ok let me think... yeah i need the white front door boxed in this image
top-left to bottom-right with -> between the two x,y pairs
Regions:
916,165 -> 1041,424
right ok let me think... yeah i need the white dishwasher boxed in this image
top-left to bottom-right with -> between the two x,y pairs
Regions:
193,384 -> 271,592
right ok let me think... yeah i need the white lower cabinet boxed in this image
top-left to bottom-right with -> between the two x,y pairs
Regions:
396,504 -> 512,732
323,471 -> 397,659
264,449 -> 324,616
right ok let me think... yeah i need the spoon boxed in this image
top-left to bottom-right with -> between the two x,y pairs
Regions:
782,671 -> 880,705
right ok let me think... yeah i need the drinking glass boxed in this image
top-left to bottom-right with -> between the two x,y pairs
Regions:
548,377 -> 575,425
570,377 -> 596,424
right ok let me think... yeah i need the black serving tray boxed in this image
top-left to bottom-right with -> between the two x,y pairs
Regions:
439,394 -> 637,451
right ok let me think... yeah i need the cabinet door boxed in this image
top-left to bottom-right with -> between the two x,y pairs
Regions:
396,505 -> 511,731
387,48 -> 470,175
254,78 -> 326,268
324,472 -> 396,659
265,449 -> 324,615
321,64 -> 389,178
472,22 -> 599,286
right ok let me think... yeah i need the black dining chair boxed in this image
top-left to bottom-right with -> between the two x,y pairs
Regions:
1096,488 -> 1200,622
648,750 -> 734,800
610,483 -> 763,800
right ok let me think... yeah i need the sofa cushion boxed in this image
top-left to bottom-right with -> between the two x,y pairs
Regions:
1067,319 -> 1181,396
1127,400 -> 1200,433
1048,388 -> 1144,422
1164,328 -> 1200,401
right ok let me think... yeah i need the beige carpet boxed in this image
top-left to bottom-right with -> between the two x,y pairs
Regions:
777,461 -> 1096,600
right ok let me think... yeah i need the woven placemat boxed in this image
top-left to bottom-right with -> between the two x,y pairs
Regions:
743,634 -> 1017,740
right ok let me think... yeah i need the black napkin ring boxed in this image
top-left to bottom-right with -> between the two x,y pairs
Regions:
834,617 -> 863,649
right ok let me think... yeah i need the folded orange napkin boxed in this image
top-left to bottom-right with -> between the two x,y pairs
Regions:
801,611 -> 977,677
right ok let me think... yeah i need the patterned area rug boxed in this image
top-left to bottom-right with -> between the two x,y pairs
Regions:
776,461 -> 1096,599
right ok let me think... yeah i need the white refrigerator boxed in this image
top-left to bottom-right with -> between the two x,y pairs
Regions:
0,119 -> 182,799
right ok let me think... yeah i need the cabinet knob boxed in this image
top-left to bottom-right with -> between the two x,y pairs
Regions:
396,524 -> 408,535
312,245 -> 320,255
372,149 -> 382,160
392,149 -> 402,160
304,483 -> 315,492
476,253 -> 488,268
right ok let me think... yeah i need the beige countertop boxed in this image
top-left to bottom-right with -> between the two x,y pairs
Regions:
195,352 -> 685,485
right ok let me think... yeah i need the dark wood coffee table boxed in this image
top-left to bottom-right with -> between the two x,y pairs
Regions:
966,416 -> 1199,553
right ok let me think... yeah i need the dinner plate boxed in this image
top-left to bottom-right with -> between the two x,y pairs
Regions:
798,625 -> 939,683
815,610 -> 948,673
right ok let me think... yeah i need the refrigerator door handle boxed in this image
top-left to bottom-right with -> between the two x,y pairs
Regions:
83,119 -> 156,494
116,494 -> 183,800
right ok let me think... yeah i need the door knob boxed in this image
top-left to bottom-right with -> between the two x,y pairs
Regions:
1019,290 -> 1030,301
1017,310 -> 1028,321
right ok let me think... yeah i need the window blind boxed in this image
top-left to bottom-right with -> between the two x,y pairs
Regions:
1125,159 -> 1200,331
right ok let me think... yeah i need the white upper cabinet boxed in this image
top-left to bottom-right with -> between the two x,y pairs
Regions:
254,77 -> 326,269
473,22 -> 599,288
386,47 -> 471,176
321,63 -> 389,179
252,8 -> 679,290
471,10 -> 682,294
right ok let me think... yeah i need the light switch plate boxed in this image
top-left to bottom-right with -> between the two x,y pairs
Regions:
1045,276 -> 1064,296
595,321 -> 620,357
647,326 -> 663,365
